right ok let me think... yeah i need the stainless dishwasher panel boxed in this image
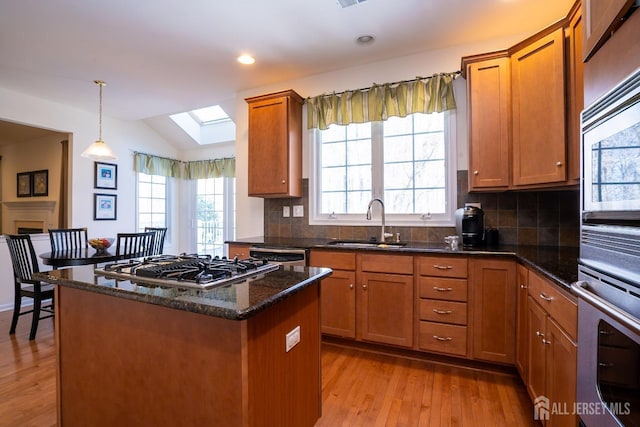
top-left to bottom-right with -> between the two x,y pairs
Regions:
249,247 -> 308,266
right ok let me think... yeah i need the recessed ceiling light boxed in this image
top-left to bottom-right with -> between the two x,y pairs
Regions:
237,54 -> 255,65
356,35 -> 375,46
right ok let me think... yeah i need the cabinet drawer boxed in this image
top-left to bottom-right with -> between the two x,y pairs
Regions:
419,300 -> 467,325
360,253 -> 413,275
418,256 -> 468,278
528,270 -> 577,340
419,321 -> 467,357
419,277 -> 468,302
309,250 -> 356,270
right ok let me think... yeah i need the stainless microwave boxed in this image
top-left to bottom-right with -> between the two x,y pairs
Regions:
581,67 -> 640,225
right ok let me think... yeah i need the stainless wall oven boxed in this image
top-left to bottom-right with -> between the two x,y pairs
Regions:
574,66 -> 640,427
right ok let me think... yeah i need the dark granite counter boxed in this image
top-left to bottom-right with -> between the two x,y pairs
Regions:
34,263 -> 332,320
228,236 -> 579,289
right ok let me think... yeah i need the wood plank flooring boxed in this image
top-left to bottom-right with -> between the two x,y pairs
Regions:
0,310 -> 537,426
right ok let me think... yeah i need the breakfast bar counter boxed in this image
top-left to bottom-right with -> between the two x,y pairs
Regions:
35,264 -> 331,427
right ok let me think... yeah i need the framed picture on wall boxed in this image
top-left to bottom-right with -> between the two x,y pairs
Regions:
94,161 -> 117,190
32,169 -> 49,196
94,193 -> 117,220
17,172 -> 31,197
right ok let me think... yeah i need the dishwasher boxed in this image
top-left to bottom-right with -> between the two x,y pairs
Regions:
249,246 -> 308,267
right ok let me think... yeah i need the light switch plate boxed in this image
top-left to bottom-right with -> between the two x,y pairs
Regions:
286,326 -> 301,352
293,205 -> 304,217
283,206 -> 290,217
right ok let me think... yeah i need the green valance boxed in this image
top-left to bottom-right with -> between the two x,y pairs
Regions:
306,72 -> 459,130
184,157 -> 235,179
134,152 -> 182,178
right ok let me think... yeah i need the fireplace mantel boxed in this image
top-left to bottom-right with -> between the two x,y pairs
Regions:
3,200 -> 57,210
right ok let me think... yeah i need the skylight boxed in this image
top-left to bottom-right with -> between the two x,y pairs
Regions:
191,105 -> 230,124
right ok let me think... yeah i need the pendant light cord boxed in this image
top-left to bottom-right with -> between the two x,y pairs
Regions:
94,80 -> 106,141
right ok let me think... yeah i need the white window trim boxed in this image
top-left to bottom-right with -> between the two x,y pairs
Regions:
309,110 -> 457,227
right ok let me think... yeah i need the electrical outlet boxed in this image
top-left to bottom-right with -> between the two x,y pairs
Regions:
293,205 -> 304,217
286,326 -> 301,352
283,206 -> 290,217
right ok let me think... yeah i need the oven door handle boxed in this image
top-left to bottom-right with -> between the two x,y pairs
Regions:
571,281 -> 640,335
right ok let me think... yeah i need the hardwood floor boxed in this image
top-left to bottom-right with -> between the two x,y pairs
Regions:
0,310 -> 537,426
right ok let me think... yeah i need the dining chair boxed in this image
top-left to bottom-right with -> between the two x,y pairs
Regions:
6,234 -> 55,340
115,231 -> 155,260
144,227 -> 167,256
49,227 -> 88,252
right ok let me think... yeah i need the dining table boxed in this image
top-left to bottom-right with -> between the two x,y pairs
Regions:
40,248 -> 119,268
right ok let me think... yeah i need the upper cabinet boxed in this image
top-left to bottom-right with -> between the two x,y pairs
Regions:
511,28 -> 566,186
461,1 -> 583,191
245,90 -> 303,198
582,0 -> 637,61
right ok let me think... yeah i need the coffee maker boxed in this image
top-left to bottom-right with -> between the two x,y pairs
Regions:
455,206 -> 485,247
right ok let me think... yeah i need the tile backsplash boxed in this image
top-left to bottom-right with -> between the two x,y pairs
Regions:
264,171 -> 580,247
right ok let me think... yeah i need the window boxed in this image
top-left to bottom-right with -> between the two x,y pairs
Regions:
310,111 -> 456,226
137,173 -> 168,230
195,177 -> 235,257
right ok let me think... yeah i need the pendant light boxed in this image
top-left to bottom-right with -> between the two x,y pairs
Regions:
81,80 -> 117,161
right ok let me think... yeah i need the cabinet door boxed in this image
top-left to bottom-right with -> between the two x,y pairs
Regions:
527,297 -> 547,401
567,7 -> 584,184
512,28 -> 567,186
582,0 -> 636,61
546,318 -> 578,427
228,243 -> 250,259
359,272 -> 413,347
246,91 -> 303,197
320,270 -> 356,338
470,258 -> 516,364
515,264 -> 529,379
467,56 -> 511,190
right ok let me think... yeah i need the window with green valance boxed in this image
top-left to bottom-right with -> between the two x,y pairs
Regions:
133,152 -> 182,178
184,158 -> 235,179
306,72 -> 459,130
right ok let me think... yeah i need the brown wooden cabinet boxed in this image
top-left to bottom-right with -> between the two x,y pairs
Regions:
515,264 -> 529,378
511,28 -> 567,186
525,269 -> 578,427
310,250 -> 414,348
416,255 -> 469,357
461,2 -> 582,191
582,0 -> 637,61
227,243 -> 251,259
245,90 -> 303,198
469,258 -> 516,364
465,55 -> 511,190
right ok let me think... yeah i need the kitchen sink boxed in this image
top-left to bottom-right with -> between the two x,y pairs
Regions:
325,240 -> 407,248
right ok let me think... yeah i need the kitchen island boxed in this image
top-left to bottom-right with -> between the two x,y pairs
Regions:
35,263 -> 331,427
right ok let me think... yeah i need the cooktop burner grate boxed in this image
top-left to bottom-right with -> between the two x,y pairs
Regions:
95,254 -> 280,289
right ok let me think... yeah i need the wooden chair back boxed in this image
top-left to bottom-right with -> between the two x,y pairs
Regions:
144,227 -> 167,255
115,232 -> 154,260
49,227 -> 88,252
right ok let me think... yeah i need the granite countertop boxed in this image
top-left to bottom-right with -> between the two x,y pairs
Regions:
34,264 -> 332,320
229,236 -> 580,289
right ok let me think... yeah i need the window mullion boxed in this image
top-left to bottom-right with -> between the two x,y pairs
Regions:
371,121 -> 384,198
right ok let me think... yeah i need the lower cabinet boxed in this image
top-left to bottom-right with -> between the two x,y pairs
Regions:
470,258 -> 517,364
524,269 -> 578,427
310,250 -> 414,348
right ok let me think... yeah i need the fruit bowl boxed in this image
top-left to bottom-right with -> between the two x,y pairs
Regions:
89,237 -> 114,252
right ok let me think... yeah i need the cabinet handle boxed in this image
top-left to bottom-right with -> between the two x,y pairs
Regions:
536,331 -> 544,338
432,335 -> 453,341
433,286 -> 453,292
474,170 -> 479,175
362,284 -> 367,290
432,309 -> 453,315
281,179 -> 286,184
556,162 -> 562,167
520,284 -> 527,289
433,264 -> 453,270
349,284 -> 354,290
542,338 -> 551,345
599,362 -> 615,368
539,292 -> 553,302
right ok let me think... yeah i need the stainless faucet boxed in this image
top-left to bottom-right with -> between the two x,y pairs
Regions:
366,198 -> 393,243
